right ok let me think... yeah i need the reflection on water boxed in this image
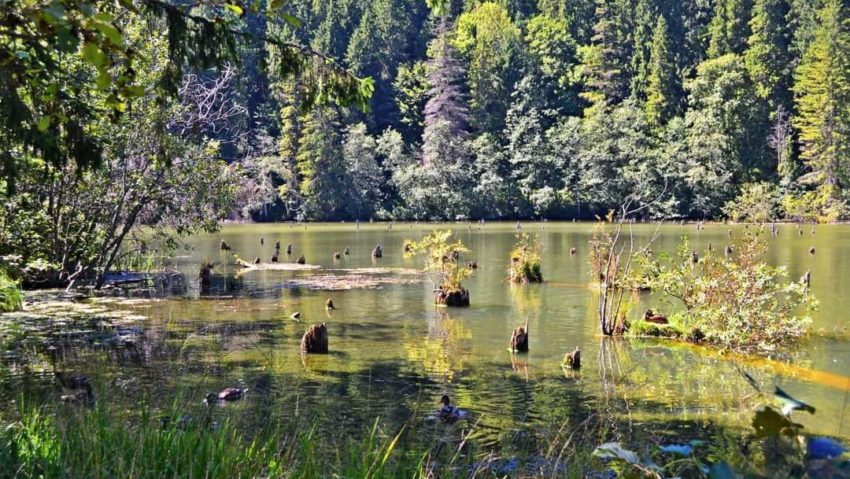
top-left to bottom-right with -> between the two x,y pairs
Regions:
2,222 -> 850,455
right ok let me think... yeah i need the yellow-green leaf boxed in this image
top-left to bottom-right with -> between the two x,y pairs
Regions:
224,4 -> 244,16
37,116 -> 51,132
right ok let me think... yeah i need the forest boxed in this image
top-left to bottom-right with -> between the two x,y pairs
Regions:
198,0 -> 850,223
2,0 -> 850,285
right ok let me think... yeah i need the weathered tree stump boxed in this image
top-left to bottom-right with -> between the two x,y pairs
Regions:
372,244 -> 383,258
809,246 -> 816,254
570,247 -> 577,256
296,255 -> 306,265
434,288 -> 470,307
333,251 -> 341,260
260,238 -> 264,245
253,257 -> 261,264
467,261 -> 478,269
326,298 -> 335,310
644,309 -> 668,325
403,242 -> 412,253
300,323 -> 328,354
563,347 -> 581,370
286,244 -> 293,255
199,262 -> 213,288
344,247 -> 350,255
510,320 -> 529,352
219,240 -> 231,251
801,270 -> 811,288
271,252 -> 279,263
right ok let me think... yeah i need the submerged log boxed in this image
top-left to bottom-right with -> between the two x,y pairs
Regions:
434,287 -> 470,307
510,319 -> 529,352
563,347 -> 581,370
300,323 -> 328,354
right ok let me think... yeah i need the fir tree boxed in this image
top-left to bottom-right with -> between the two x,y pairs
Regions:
581,0 -> 635,107
708,0 -> 754,57
744,0 -> 793,107
645,15 -> 682,127
793,0 -> 850,209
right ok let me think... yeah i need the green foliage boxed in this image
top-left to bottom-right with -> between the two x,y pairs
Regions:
0,269 -> 23,313
0,0 -> 372,190
0,400 -> 435,479
644,234 -> 817,351
509,233 -> 543,283
404,230 -> 472,292
793,0 -> 850,217
645,15 -> 682,127
723,182 -> 781,222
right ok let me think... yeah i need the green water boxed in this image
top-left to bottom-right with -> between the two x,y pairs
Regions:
3,222 -> 850,451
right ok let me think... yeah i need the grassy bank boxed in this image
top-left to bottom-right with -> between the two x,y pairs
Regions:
0,398 -> 599,478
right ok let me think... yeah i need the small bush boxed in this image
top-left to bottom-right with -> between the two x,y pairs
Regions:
509,233 -> 543,283
643,234 -> 816,351
404,230 -> 472,293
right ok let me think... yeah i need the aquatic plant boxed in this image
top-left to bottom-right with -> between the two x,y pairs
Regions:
0,269 -> 23,313
508,233 -> 543,283
404,230 -> 473,306
639,233 -> 816,351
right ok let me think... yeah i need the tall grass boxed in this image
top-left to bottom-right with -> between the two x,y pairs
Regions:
0,270 -> 23,313
0,400 -> 451,479
0,396 -> 607,478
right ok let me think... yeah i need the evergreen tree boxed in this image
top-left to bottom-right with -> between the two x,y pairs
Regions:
630,0 -> 657,100
581,0 -> 635,108
423,18 -> 470,166
343,123 -> 385,219
645,15 -> 682,127
296,108 -> 348,220
277,81 -> 303,219
744,0 -> 793,107
793,0 -> 850,211
708,0 -> 754,57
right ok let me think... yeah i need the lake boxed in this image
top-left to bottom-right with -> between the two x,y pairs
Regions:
2,222 -> 849,455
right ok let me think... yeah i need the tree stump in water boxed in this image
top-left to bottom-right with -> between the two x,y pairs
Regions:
219,240 -> 231,251
344,247 -> 350,255
300,323 -> 328,354
326,298 -> 335,310
510,320 -> 529,352
271,252 -> 279,263
563,347 -> 581,370
199,262 -> 213,288
434,288 -> 469,307
286,244 -> 292,255
253,257 -> 261,264
372,244 -> 383,258
333,251 -> 341,260
296,255 -> 306,265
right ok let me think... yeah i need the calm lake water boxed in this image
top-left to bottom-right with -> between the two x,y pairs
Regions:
3,222 -> 850,452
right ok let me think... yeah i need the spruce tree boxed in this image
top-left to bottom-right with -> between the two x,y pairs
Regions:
645,15 -> 682,127
296,108 -> 348,220
744,0 -> 793,107
708,0 -> 754,57
277,81 -> 303,219
581,0 -> 636,107
793,0 -> 850,208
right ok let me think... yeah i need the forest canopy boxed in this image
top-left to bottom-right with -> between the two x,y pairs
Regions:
3,0 -> 850,287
